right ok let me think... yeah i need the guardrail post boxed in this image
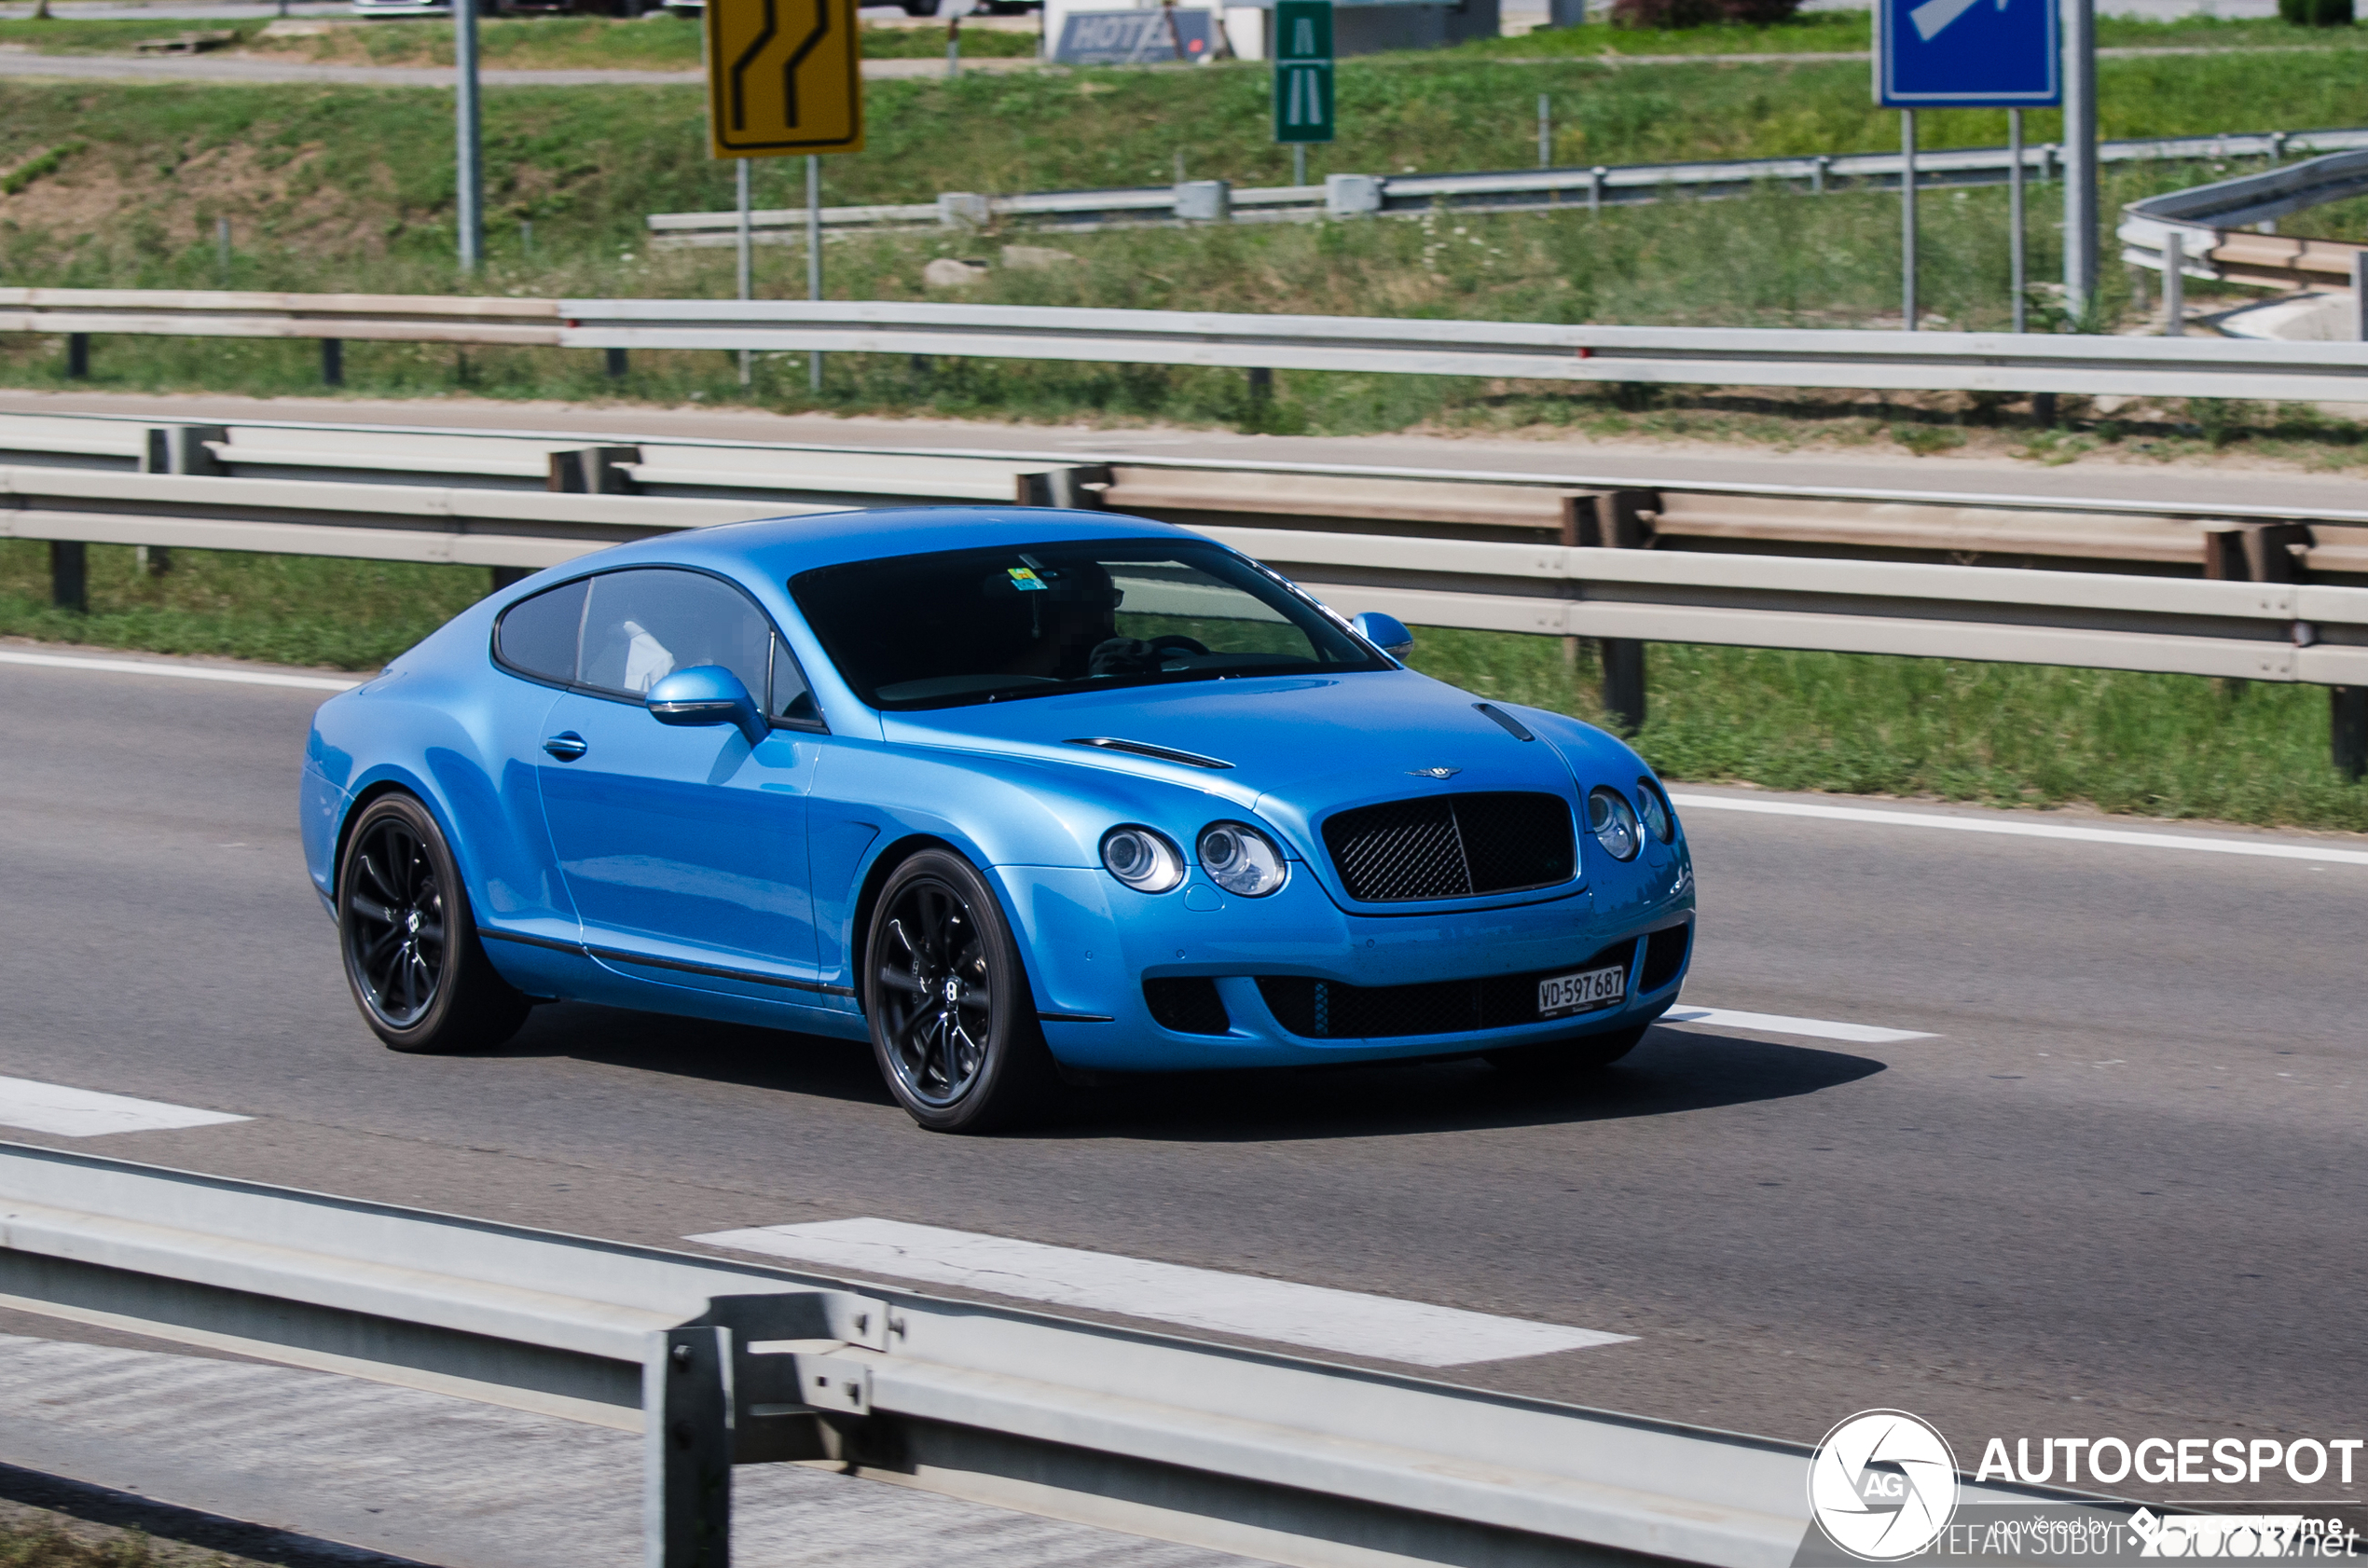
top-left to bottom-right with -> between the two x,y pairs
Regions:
322,338 -> 344,387
2335,689 -> 2368,782
49,542 -> 87,613
2163,231 -> 2185,336
138,425 -> 225,577
548,446 -> 641,495
2351,251 -> 2366,341
606,348 -> 630,379
1592,490 -> 1655,732
64,334 -> 89,379
1015,465 -> 1111,508
645,1327 -> 733,1568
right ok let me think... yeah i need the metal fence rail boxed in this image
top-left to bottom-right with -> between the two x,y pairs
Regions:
6,409 -> 2362,773
2118,144 -> 2368,294
13,288 -> 2368,400
0,1138 -> 1887,1568
646,126 -> 2368,243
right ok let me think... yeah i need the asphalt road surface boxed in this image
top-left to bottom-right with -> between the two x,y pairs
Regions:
0,649 -> 2362,1503
5,388 -> 2366,521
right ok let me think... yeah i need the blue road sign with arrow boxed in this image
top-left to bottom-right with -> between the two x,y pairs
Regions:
1876,0 -> 2059,107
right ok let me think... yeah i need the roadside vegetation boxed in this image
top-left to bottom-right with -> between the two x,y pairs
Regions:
0,1515 -> 244,1568
5,541 -> 2362,830
3,49 -> 2367,456
0,15 -> 1039,62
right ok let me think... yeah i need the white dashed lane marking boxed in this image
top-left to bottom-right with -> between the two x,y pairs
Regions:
690,1217 -> 1633,1368
1672,792 -> 2368,868
1658,1007 -> 1935,1045
0,649 -> 360,692
0,1075 -> 250,1137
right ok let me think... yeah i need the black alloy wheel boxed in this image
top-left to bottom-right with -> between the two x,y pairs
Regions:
864,850 -> 1054,1132
337,793 -> 530,1054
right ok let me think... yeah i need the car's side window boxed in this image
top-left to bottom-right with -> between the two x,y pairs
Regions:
493,577 -> 589,684
770,637 -> 825,730
580,569 -> 772,702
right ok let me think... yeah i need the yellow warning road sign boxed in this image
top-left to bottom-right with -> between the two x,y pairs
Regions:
705,0 -> 864,158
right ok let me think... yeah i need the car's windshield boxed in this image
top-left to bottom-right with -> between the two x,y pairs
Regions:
792,539 -> 1389,709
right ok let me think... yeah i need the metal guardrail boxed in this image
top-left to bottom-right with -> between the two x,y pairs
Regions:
0,1138 -> 1859,1568
556,298 -> 2368,401
2119,145 -> 2368,299
14,288 -> 2368,401
647,126 -> 2368,241
6,409 -> 2362,772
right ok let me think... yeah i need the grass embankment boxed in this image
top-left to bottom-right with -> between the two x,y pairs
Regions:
1463,9 -> 2368,57
6,541 -> 2359,828
5,51 -> 2368,455
0,1514 -> 243,1568
0,15 -> 1040,62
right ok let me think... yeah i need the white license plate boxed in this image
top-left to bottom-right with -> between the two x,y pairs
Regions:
1537,964 -> 1626,1019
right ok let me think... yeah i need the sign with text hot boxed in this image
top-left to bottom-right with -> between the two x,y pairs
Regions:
705,0 -> 863,158
1273,0 -> 1334,145
1876,0 -> 2058,106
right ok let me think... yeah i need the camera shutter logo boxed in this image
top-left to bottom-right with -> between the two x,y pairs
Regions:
1809,1410 -> 1962,1561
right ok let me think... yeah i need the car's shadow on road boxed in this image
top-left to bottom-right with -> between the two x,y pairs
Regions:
485,1007 -> 1884,1140
1042,1025 -> 1886,1143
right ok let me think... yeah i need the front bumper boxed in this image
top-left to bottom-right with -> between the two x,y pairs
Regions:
1005,841 -> 1696,1072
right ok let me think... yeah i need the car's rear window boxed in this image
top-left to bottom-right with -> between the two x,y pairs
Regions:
792,539 -> 1386,709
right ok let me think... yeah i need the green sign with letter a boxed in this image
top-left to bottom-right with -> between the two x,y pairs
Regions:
1273,0 -> 1334,144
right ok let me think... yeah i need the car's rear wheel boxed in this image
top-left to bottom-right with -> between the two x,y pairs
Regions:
864,850 -> 1054,1133
337,793 -> 530,1054
1485,1022 -> 1650,1084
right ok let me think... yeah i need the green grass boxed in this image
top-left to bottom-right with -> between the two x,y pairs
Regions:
1462,9 -> 2368,58
6,542 -> 2358,828
1400,629 -> 2368,831
0,1516 -> 237,1568
0,542 -> 492,669
0,15 -> 1038,63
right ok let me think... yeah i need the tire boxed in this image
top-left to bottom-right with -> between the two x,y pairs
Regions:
901,0 -> 942,16
862,849 -> 1055,1133
1485,1022 -> 1650,1084
337,793 -> 531,1054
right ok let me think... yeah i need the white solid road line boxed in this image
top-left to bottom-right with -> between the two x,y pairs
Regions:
690,1217 -> 1633,1368
1659,1007 -> 1934,1045
0,1075 -> 249,1137
0,649 -> 361,692
1672,792 -> 2368,867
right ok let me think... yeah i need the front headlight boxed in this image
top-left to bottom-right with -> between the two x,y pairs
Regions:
1587,787 -> 1641,862
1101,825 -> 1185,893
1196,821 -> 1287,897
1635,777 -> 1675,844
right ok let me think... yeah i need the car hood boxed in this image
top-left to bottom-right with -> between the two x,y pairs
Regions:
878,670 -> 1588,858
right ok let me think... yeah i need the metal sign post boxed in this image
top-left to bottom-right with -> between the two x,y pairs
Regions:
455,0 -> 483,273
2060,0 -> 2098,323
1900,110 -> 1918,330
704,0 -> 863,392
1273,0 -> 1334,179
1876,0 -> 2058,332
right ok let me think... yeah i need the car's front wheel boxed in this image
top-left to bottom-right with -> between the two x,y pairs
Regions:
337,793 -> 531,1054
864,850 -> 1054,1133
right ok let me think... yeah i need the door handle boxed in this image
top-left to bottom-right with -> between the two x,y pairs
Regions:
542,732 -> 588,762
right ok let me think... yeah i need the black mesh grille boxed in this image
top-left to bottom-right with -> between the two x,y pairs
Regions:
1641,923 -> 1691,993
1258,939 -> 1637,1040
1320,792 -> 1576,902
1144,977 -> 1231,1035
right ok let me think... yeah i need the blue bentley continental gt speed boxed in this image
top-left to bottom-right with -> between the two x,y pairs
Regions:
300,507 -> 1696,1131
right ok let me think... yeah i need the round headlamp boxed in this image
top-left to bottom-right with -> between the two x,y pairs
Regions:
1196,821 -> 1287,898
1635,777 -> 1675,844
1100,826 -> 1185,893
1587,787 -> 1642,862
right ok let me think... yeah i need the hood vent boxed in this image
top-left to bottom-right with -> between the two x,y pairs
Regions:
1066,736 -> 1234,770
